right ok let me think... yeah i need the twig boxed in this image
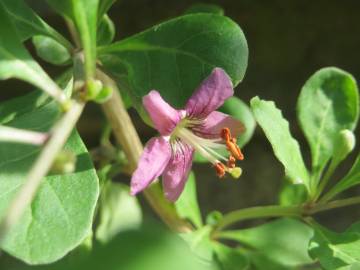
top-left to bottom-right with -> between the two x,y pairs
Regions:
0,101 -> 85,243
215,205 -> 302,232
97,69 -> 192,232
0,126 -> 48,145
308,196 -> 360,214
214,196 -> 360,232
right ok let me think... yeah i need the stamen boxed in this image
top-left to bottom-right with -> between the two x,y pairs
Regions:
226,139 -> 244,160
221,128 -> 244,160
214,162 -> 226,178
220,127 -> 231,141
227,156 -> 236,168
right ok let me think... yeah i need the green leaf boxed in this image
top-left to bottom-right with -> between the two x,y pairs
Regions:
185,3 -> 224,15
249,252 -> 291,270
56,224 -> 211,270
309,222 -> 360,269
323,153 -> 360,201
175,172 -> 203,229
46,0 -> 99,78
98,0 -> 117,20
32,35 -> 71,65
0,4 -> 62,100
0,93 -> 99,264
219,218 -> 314,267
96,182 -> 142,243
297,67 -> 359,176
0,0 -> 72,49
97,15 -> 115,46
212,242 -> 250,270
181,226 -> 214,264
279,181 -> 308,206
99,13 -> 248,118
250,97 -> 310,188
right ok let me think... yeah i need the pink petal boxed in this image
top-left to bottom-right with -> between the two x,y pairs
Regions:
185,68 -> 234,118
162,144 -> 194,202
143,90 -> 181,135
195,111 -> 245,139
130,137 -> 171,195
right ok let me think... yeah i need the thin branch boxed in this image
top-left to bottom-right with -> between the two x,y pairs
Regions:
0,125 -> 48,145
308,196 -> 360,214
0,101 -> 85,243
97,69 -> 192,233
215,205 -> 302,232
214,196 -> 360,232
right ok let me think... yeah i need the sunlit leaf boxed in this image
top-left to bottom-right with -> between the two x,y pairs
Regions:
323,153 -> 360,200
251,97 -> 309,189
309,222 -> 360,270
297,67 -> 359,176
0,92 -> 99,264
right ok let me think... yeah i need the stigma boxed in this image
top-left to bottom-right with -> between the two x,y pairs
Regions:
172,123 -> 244,179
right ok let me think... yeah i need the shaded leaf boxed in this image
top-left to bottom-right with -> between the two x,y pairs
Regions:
219,218 -> 314,267
59,224 -> 210,270
98,0 -> 117,20
297,67 -> 359,176
46,0 -> 99,78
32,35 -> 71,65
181,226 -> 214,265
97,15 -> 115,46
185,3 -> 224,15
249,252 -> 291,270
175,172 -> 203,229
0,4 -> 62,100
0,0 -> 71,49
0,93 -> 99,264
212,242 -> 249,270
96,182 -> 142,243
251,97 -> 309,188
99,13 -> 248,120
279,180 -> 308,206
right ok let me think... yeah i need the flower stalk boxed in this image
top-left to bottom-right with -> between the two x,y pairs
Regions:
97,69 -> 192,232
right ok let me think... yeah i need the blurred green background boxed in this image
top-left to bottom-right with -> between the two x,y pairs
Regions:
1,0 -> 360,233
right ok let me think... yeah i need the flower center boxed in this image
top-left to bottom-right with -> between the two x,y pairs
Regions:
171,120 -> 244,179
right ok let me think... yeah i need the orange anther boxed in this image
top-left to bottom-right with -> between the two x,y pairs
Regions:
220,128 -> 231,141
214,162 -> 226,178
226,140 -> 244,160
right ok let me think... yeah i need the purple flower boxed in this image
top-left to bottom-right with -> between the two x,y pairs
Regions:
130,68 -> 245,201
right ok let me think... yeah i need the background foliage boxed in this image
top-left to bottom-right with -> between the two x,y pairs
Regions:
0,0 -> 359,270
